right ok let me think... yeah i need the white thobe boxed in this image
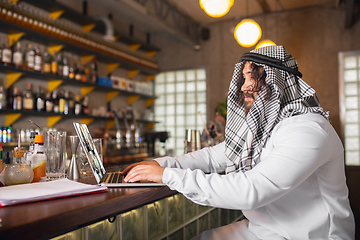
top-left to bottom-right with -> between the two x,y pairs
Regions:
155,113 -> 355,239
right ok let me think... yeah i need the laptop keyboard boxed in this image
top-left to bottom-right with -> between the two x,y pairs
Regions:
103,172 -> 124,183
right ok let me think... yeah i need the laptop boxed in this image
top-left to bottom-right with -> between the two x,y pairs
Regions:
73,122 -> 166,187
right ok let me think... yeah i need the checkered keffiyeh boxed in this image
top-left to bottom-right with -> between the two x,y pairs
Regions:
224,46 -> 329,173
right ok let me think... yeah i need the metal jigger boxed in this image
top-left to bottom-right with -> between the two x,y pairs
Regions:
68,136 -> 80,180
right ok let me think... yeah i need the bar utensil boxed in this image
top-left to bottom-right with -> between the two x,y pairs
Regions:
67,136 -> 80,180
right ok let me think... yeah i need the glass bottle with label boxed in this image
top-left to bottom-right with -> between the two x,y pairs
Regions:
57,52 -> 63,76
13,87 -> 22,110
51,51 -> 58,75
52,89 -> 59,113
0,86 -> 6,109
34,44 -> 42,72
42,50 -> 51,74
5,146 -> 33,185
58,88 -> 65,114
62,54 -> 69,78
23,43 -> 35,71
68,60 -> 75,79
12,41 -> 22,69
90,59 -> 98,83
74,62 -> 81,81
31,134 -> 46,183
2,37 -> 12,66
45,92 -> 53,112
74,94 -> 81,115
23,82 -> 34,111
82,95 -> 90,115
35,86 -> 45,111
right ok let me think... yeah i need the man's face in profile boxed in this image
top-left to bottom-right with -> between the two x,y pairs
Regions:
241,61 -> 259,114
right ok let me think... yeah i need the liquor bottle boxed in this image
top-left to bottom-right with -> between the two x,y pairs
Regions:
12,41 -> 22,69
74,63 -> 81,81
2,37 -> 12,66
23,43 -> 35,71
61,89 -> 70,115
82,95 -> 90,115
13,87 -> 22,110
42,50 -> 51,74
51,51 -> 58,75
57,52 -> 63,76
0,86 -> 6,109
35,86 -> 45,111
31,134 -> 46,183
52,89 -> 59,113
68,91 -> 75,114
82,62 -> 89,82
6,86 -> 13,109
23,82 -> 34,111
74,94 -> 81,115
45,92 -> 53,112
5,146 -> 33,185
34,44 -> 42,72
90,59 -> 98,83
68,60 -> 75,79
58,88 -> 65,114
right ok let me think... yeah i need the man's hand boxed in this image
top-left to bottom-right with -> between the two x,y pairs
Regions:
123,164 -> 165,183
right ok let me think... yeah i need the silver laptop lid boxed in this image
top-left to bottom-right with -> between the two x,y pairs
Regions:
73,122 -> 106,184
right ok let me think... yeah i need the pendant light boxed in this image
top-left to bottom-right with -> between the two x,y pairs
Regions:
255,39 -> 276,49
234,0 -> 262,47
199,0 -> 234,18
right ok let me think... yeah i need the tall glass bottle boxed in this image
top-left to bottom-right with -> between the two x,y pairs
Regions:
74,63 -> 81,81
13,87 -> 22,110
42,50 -> 51,74
31,134 -> 46,183
57,52 -> 63,76
62,54 -> 69,78
25,131 -> 38,166
45,92 -> 53,112
12,41 -> 22,69
52,89 -> 59,113
74,94 -> 81,115
36,86 -> 45,111
34,44 -> 42,72
51,51 -> 58,75
0,86 -> 6,109
24,43 -> 35,71
2,37 -> 12,66
90,59 -> 98,83
23,82 -> 34,111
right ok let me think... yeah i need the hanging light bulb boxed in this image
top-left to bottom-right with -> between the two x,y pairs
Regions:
199,0 -> 234,18
255,39 -> 276,49
234,19 -> 262,47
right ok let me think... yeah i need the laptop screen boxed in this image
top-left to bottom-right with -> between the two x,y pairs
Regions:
73,122 -> 106,183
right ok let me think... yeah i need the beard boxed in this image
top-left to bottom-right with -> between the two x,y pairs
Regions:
242,92 -> 255,115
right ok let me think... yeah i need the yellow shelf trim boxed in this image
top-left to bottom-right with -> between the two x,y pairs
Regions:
146,123 -> 155,130
146,98 -> 156,108
81,55 -> 95,64
129,44 -> 141,51
48,80 -> 63,93
81,118 -> 94,125
6,72 -> 22,88
106,120 -> 115,129
82,24 -> 96,33
146,51 -> 158,58
146,75 -> 155,81
47,116 -> 62,128
81,86 -> 95,97
128,70 -> 140,79
49,10 -> 64,20
8,32 -> 24,47
5,113 -> 21,126
128,95 -> 140,105
48,45 -> 64,54
107,91 -> 119,102
107,63 -> 120,74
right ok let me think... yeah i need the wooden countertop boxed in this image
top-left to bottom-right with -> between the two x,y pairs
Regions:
0,179 -> 177,240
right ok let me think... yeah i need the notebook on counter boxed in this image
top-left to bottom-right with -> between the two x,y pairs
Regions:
73,122 -> 166,187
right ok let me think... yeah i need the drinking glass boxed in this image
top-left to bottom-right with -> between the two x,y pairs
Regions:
44,130 -> 67,180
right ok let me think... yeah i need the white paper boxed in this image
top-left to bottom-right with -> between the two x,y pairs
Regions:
0,178 -> 108,206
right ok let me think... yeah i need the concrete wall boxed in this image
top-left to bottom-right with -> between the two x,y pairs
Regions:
152,5 -> 360,137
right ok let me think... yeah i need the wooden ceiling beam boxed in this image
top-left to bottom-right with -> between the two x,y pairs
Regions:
255,0 -> 271,13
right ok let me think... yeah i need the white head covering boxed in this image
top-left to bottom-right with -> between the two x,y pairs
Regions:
224,46 -> 329,173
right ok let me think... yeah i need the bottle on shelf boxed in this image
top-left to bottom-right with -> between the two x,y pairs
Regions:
2,37 -> 12,66
0,85 -> 6,109
68,91 -> 74,114
12,41 -> 23,69
68,60 -> 75,79
25,131 -> 37,166
57,52 -> 63,76
42,50 -> 51,74
52,89 -> 59,113
82,61 -> 89,82
35,85 -> 45,111
6,86 -> 14,109
13,87 -> 22,110
90,59 -> 98,84
5,146 -> 34,185
58,88 -> 65,114
51,51 -> 58,75
74,63 -> 81,81
45,92 -> 53,112
82,95 -> 90,115
23,43 -> 35,71
74,94 -> 81,115
23,82 -> 34,111
31,134 -> 46,183
34,44 -> 42,72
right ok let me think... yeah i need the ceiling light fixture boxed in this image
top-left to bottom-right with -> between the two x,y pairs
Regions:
234,0 -> 262,47
255,39 -> 276,49
199,0 -> 234,18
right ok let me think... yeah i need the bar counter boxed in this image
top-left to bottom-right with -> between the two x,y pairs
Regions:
0,181 -> 177,240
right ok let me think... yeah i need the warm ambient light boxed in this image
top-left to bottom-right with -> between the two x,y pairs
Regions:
199,0 -> 234,18
234,19 -> 262,47
255,39 -> 276,49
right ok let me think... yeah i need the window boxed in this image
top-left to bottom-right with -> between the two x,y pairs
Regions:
339,51 -> 360,166
154,68 -> 207,156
